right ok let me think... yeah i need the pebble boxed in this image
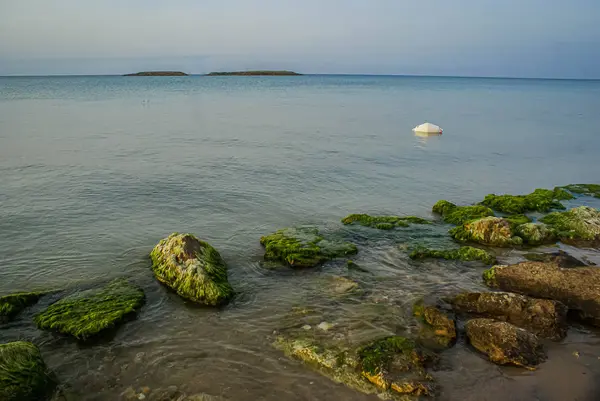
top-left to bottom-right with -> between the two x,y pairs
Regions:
317,322 -> 334,331
302,325 -> 312,330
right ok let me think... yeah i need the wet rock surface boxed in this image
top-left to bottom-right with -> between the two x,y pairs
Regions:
450,217 -> 523,247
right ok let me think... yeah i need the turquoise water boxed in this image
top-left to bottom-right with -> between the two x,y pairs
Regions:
1,75 -> 600,400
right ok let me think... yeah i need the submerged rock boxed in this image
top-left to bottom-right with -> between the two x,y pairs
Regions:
413,300 -> 456,348
341,214 -> 430,230
480,188 -> 572,214
514,222 -> 556,245
0,341 -> 56,401
540,206 -> 600,247
0,292 -> 44,324
409,245 -> 496,265
560,184 -> 600,199
326,276 -> 360,296
274,334 -> 435,399
465,318 -> 546,369
523,250 -> 586,268
34,279 -> 145,340
150,233 -> 233,305
483,261 -> 600,326
449,217 -> 523,247
260,226 -> 357,268
451,292 -> 567,340
432,200 -> 494,225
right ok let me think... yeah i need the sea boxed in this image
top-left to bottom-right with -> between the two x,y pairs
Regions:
1,75 -> 600,400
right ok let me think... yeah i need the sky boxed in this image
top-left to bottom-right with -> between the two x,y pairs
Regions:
1,0 -> 599,78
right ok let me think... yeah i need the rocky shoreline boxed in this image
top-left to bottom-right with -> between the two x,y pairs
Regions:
1,183 -> 599,400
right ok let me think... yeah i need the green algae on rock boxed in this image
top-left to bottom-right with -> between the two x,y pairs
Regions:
150,233 -> 234,305
481,188 -> 573,214
432,200 -> 494,225
505,214 -> 532,227
449,217 -> 523,247
483,261 -> 600,326
274,334 -> 435,399
451,292 -> 567,340
341,214 -> 430,230
413,300 -> 457,348
514,222 -> 556,245
0,341 -> 56,401
409,245 -> 496,265
34,279 -> 145,340
560,184 -> 600,198
260,226 -> 357,268
465,318 -> 546,369
0,292 -> 43,324
540,206 -> 600,246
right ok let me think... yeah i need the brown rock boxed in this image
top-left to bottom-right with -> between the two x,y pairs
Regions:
413,300 -> 457,348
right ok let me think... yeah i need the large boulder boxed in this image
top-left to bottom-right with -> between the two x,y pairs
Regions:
540,206 -> 600,247
34,279 -> 145,340
413,300 -> 456,348
483,261 -> 600,325
432,200 -> 494,225
451,292 -> 567,340
449,217 -> 523,247
409,245 -> 496,265
150,233 -> 234,305
0,292 -> 43,324
465,319 -> 545,369
260,226 -> 357,268
0,341 -> 56,401
480,188 -> 572,214
341,214 -> 430,230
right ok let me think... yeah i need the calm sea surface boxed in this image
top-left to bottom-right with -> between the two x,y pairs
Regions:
1,75 -> 600,400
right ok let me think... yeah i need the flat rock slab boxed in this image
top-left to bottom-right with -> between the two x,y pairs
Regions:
451,292 -> 567,340
484,261 -> 600,326
465,318 -> 546,369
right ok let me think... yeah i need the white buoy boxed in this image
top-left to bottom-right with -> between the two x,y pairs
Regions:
413,122 -> 443,134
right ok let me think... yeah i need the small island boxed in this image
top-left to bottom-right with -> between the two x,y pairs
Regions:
205,70 -> 302,76
123,71 -> 188,76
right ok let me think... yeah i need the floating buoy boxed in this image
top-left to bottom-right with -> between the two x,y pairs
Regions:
413,122 -> 443,134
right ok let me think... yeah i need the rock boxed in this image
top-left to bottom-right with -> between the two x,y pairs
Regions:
480,188 -> 572,214
150,233 -> 233,305
34,279 -> 145,340
432,200 -> 494,225
540,206 -> 600,247
121,387 -> 137,401
523,250 -> 586,268
514,222 -> 556,245
465,318 -> 546,369
0,291 -> 44,323
260,226 -> 357,268
274,334 -> 435,399
0,341 -> 57,401
451,292 -> 567,340
449,217 -> 523,247
346,260 -> 369,273
146,385 -> 182,401
409,245 -> 496,265
413,300 -> 456,348
341,214 -> 430,230
505,214 -> 533,227
317,322 -> 335,331
327,276 -> 359,296
560,184 -> 600,199
483,261 -> 600,326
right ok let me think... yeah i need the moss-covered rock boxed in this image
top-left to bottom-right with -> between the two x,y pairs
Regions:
514,223 -> 556,245
409,245 -> 496,265
483,261 -> 600,325
150,233 -> 233,305
341,214 -> 430,230
260,227 -> 357,268
465,318 -> 545,369
34,279 -> 145,340
523,250 -> 586,268
451,292 -> 567,340
449,217 -> 523,247
540,206 -> 600,246
413,300 -> 456,348
560,184 -> 600,199
505,214 -> 532,227
0,292 -> 43,324
481,188 -> 573,214
274,334 -> 435,399
0,341 -> 56,401
432,200 -> 494,225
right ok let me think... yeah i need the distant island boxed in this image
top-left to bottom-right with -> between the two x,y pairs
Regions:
124,71 -> 188,76
205,70 -> 302,76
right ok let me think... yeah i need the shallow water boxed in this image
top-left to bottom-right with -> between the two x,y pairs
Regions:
1,75 -> 600,400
